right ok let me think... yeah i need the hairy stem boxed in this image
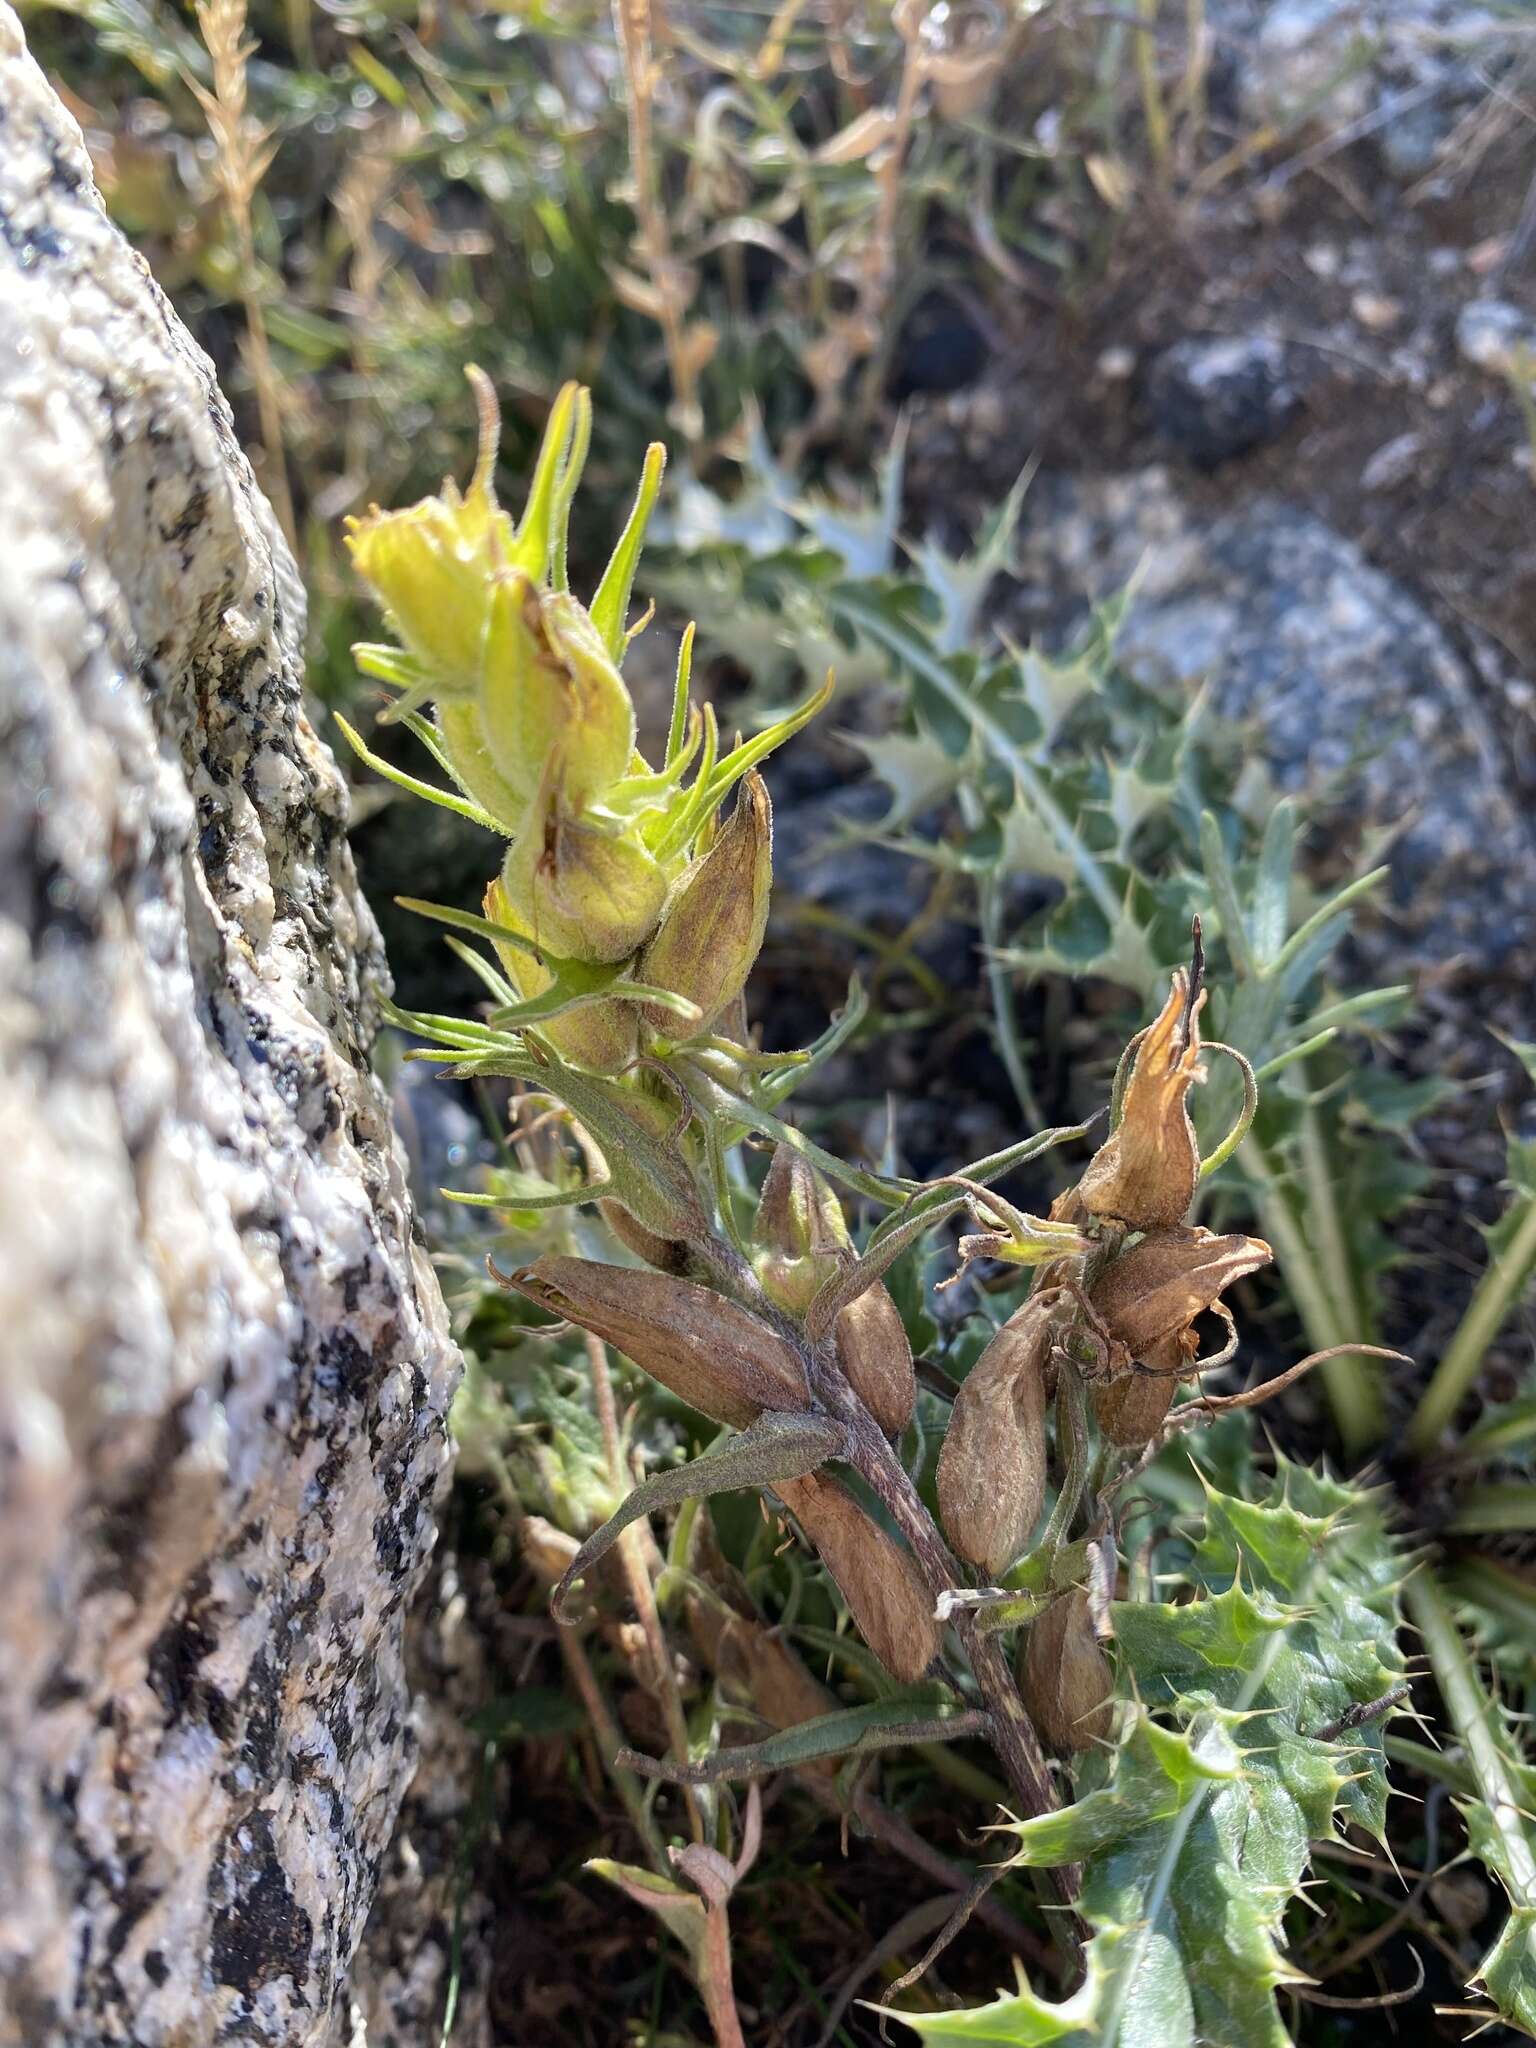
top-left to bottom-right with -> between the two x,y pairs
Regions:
815,1368 -> 1080,1917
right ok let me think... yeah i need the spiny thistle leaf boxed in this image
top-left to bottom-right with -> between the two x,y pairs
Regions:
880,1463 -> 1405,2048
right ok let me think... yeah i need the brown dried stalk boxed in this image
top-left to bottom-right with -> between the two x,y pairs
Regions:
189,0 -> 295,547
612,0 -> 706,444
583,1330 -> 706,1844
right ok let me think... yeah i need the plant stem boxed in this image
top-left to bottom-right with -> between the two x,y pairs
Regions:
1405,1570 -> 1536,1911
585,1333 -> 705,1842
559,1628 -> 667,1868
814,1370 -> 1078,1917
1406,1193 -> 1536,1456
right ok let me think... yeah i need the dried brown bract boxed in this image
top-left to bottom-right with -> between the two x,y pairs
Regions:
506,1254 -> 811,1427
835,1284 -> 916,1439
937,1295 -> 1052,1576
1077,968 -> 1206,1231
1089,1225 -> 1272,1362
1019,1589 -> 1113,1753
775,1471 -> 941,1684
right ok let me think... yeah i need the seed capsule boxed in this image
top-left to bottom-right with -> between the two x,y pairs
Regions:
638,773 -> 773,1036
599,1197 -> 691,1275
775,1471 -> 941,1684
1093,1370 -> 1177,1448
836,1285 -> 916,1439
506,1255 -> 811,1428
751,1145 -> 850,1315
936,1296 -> 1051,1577
1019,1589 -> 1113,1752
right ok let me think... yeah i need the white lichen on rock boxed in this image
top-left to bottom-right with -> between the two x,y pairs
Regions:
0,9 -> 458,2042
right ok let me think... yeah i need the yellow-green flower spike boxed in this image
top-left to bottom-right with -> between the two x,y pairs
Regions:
345,362 -> 513,696
344,480 -> 511,698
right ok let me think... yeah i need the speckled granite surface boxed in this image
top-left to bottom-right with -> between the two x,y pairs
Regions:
0,11 -> 459,2040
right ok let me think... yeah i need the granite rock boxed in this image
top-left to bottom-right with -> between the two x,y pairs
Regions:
0,11 -> 458,2044
1015,466 -> 1536,972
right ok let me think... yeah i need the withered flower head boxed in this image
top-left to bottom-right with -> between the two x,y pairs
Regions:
1077,968 -> 1206,1231
506,1255 -> 811,1428
1089,1225 -> 1272,1364
937,1294 -> 1052,1577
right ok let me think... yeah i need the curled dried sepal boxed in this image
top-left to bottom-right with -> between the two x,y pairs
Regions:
775,1471 -> 942,1684
937,1296 -> 1051,1576
505,1254 -> 812,1427
638,771 -> 773,1035
1018,1588 -> 1113,1752
1077,969 -> 1206,1230
836,1284 -> 916,1439
931,1176 -> 1092,1291
1089,1225 -> 1272,1362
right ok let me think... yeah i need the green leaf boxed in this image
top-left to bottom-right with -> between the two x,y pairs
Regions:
551,1412 -> 845,1620
626,1688 -> 978,1781
586,1860 -> 707,1966
590,441 -> 666,659
335,714 -> 500,831
885,1464 -> 1406,2048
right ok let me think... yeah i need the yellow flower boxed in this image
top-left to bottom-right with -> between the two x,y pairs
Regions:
346,479 -> 511,694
